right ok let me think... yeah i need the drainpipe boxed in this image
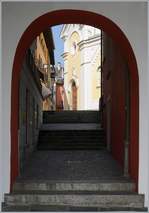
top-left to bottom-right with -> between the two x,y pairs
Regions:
124,64 -> 130,177
124,139 -> 129,177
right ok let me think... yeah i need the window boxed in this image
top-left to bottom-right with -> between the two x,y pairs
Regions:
71,42 -> 77,55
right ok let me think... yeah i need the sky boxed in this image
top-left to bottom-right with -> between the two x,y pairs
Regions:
52,25 -> 64,66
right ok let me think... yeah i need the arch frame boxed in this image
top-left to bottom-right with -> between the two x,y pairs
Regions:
11,9 -> 139,190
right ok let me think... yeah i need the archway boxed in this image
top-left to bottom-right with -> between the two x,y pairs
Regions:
11,9 -> 139,190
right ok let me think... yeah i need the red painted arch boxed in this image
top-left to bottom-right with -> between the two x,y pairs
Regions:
11,9 -> 139,190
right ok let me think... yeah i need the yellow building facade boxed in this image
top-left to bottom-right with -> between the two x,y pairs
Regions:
61,24 -> 101,110
31,30 -> 55,111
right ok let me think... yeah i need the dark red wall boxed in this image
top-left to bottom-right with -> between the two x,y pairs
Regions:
102,33 -> 126,166
111,50 -> 125,166
102,33 -> 138,187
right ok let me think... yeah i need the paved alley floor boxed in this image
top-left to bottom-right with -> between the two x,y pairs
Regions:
18,150 -> 127,181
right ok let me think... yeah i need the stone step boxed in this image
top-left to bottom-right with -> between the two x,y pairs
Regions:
37,147 -> 106,151
41,123 -> 101,131
37,143 -> 106,148
38,129 -> 106,150
38,141 -> 105,145
39,135 -> 105,140
38,130 -> 105,141
37,145 -> 106,150
2,203 -> 148,212
4,193 -> 145,208
11,191 -> 138,195
39,134 -> 105,139
38,138 -> 105,143
43,111 -> 101,123
39,129 -> 105,135
13,180 -> 135,192
38,138 -> 105,142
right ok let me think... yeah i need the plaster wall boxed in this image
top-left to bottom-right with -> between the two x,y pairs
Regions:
1,1 -> 148,209
64,31 -> 81,109
79,37 -> 101,110
19,60 -> 43,172
91,51 -> 101,101
63,24 -> 101,110
36,34 -> 49,65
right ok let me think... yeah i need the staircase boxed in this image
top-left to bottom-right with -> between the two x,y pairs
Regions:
2,111 -> 147,211
2,180 -> 146,212
38,110 -> 105,150
43,110 -> 102,123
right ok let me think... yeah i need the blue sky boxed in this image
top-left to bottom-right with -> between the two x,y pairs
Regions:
52,25 -> 64,65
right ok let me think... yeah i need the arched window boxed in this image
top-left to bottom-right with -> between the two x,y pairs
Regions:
71,41 -> 77,55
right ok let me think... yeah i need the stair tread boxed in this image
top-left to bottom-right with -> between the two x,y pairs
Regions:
2,203 -> 148,212
41,123 -> 102,130
4,193 -> 145,207
43,111 -> 101,123
10,191 -> 138,195
14,179 -> 134,183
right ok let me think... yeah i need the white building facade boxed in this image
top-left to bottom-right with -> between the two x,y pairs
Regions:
61,24 -> 101,110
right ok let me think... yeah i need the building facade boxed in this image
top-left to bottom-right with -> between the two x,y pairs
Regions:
19,49 -> 43,172
55,62 -> 65,111
18,29 -> 55,173
60,24 -> 101,110
33,30 -> 55,111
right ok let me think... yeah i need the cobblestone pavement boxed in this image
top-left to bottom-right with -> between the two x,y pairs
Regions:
18,150 -> 126,181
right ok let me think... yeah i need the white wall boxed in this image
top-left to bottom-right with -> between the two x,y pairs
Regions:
1,1 -> 148,210
0,0 -> 2,206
